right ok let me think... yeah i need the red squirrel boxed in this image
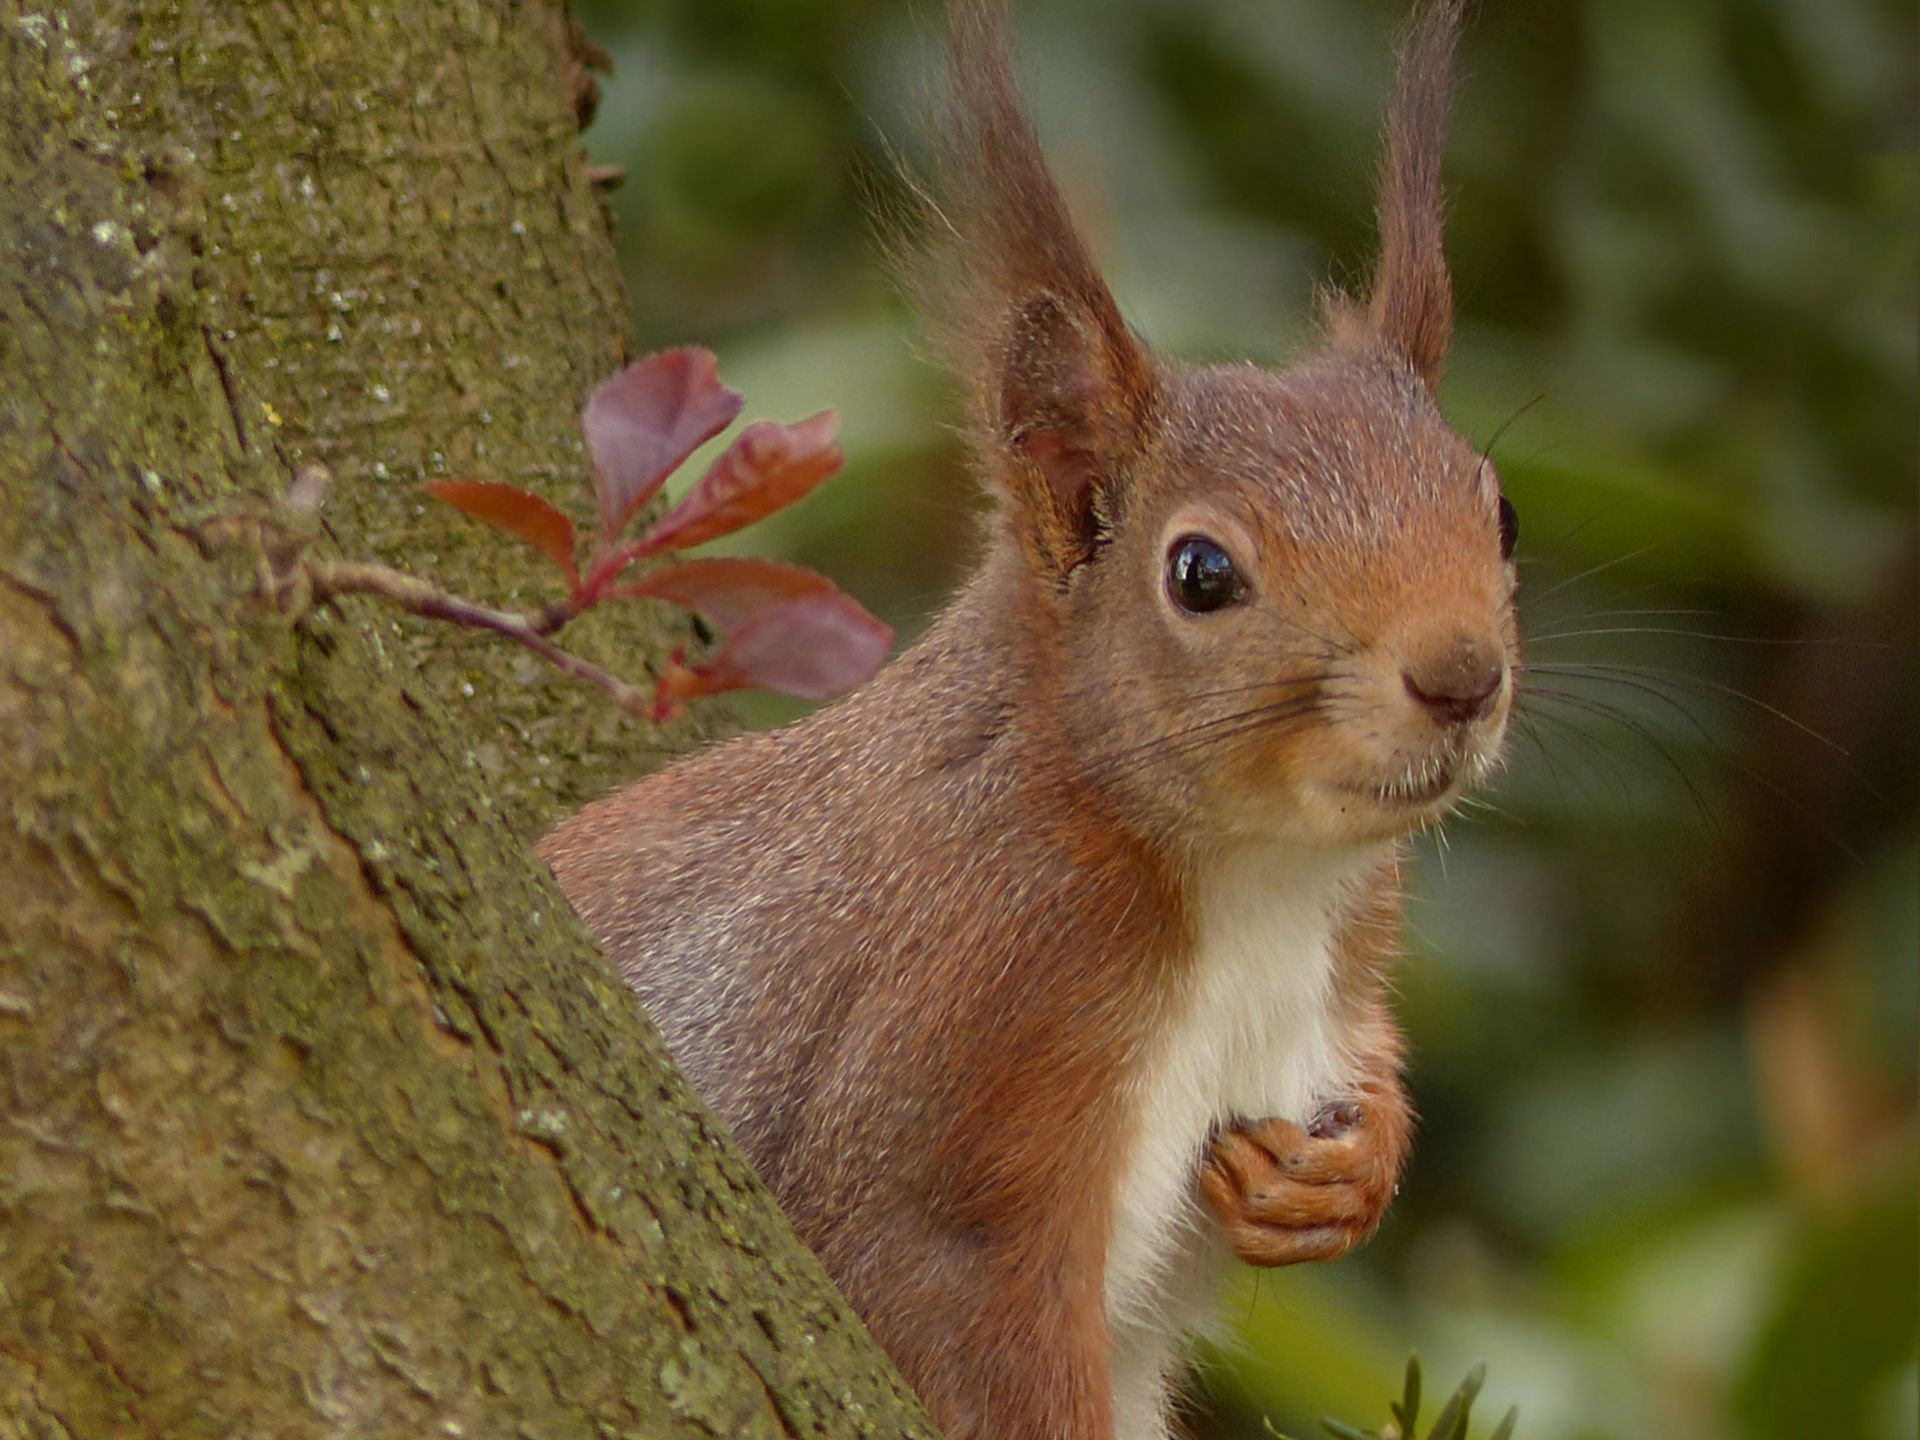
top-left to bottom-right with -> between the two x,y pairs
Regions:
542,1 -> 1517,1435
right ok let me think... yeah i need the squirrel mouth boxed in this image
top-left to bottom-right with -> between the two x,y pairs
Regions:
1344,762 -> 1462,811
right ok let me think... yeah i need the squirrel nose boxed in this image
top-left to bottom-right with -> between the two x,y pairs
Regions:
1401,636 -> 1506,725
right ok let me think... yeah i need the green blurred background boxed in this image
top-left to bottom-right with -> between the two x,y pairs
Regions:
572,0 -> 1917,1434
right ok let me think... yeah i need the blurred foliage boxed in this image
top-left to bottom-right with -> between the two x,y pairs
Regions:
1271,1356 -> 1519,1440
574,0 -> 1917,1435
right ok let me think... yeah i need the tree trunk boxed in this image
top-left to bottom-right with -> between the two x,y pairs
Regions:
0,4 -> 935,1436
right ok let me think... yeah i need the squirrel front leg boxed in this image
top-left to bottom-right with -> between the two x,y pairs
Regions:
1198,1008 -> 1413,1267
872,1239 -> 1114,1440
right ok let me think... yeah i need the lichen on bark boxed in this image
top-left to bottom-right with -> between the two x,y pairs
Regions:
0,4 -> 934,1436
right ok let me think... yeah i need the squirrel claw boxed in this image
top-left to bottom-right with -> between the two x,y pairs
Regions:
1308,1099 -> 1364,1140
1198,1109 -> 1395,1267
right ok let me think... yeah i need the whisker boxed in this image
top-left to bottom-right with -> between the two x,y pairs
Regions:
1165,698 -> 1329,753
1525,626 -> 1889,652
1089,695 -> 1329,770
1519,696 -> 1670,817
1521,682 -> 1864,863
1536,574 -> 1725,631
1073,674 -> 1335,740
1427,820 -> 1451,888
1453,793 -> 1519,824
1533,606 -> 1718,622
1520,686 -> 1724,838
1269,610 -> 1365,657
1521,661 -> 1865,771
1529,497 -> 1632,561
1502,713 -> 1586,816
1520,543 -> 1659,609
1479,391 -> 1550,470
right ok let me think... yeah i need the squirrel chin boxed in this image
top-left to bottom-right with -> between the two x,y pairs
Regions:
1279,748 -> 1500,846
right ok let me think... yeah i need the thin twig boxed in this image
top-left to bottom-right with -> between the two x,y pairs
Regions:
309,558 -> 653,717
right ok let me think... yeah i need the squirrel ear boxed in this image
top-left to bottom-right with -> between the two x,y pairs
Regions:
1351,0 -> 1465,390
995,289 -> 1157,568
914,0 -> 1161,574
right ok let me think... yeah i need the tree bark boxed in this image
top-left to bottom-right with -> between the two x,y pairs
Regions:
0,3 -> 935,1437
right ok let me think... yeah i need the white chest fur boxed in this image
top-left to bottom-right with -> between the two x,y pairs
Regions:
1105,842 -> 1374,1440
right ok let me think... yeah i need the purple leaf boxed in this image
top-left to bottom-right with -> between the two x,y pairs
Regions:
634,411 -> 841,557
614,556 -> 839,631
583,348 -> 742,538
660,593 -> 891,705
428,480 -> 579,589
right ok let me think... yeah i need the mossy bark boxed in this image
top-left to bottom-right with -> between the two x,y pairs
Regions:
0,3 -> 935,1437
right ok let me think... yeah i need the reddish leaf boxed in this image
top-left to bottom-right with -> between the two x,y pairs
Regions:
635,410 -> 841,558
614,557 -> 840,632
665,592 -> 891,703
583,348 -> 743,538
428,480 -> 579,588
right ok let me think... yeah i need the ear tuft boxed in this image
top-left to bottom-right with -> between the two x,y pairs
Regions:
904,0 -> 1160,575
1353,0 -> 1466,390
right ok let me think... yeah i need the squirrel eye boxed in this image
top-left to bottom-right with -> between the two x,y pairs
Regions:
1496,495 -> 1519,560
1166,535 -> 1244,614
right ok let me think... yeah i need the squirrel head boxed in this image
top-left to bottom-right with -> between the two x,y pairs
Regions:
925,0 -> 1514,850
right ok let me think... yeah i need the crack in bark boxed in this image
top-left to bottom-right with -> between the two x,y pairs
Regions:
200,326 -> 251,453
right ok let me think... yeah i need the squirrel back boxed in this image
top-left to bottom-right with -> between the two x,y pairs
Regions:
543,2 -> 1515,1436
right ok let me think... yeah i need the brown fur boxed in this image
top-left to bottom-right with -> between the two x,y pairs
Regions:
548,564 -> 1178,1436
543,4 -> 1509,1436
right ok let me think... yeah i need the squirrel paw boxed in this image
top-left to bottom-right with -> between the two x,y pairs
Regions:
1197,1103 -> 1396,1267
